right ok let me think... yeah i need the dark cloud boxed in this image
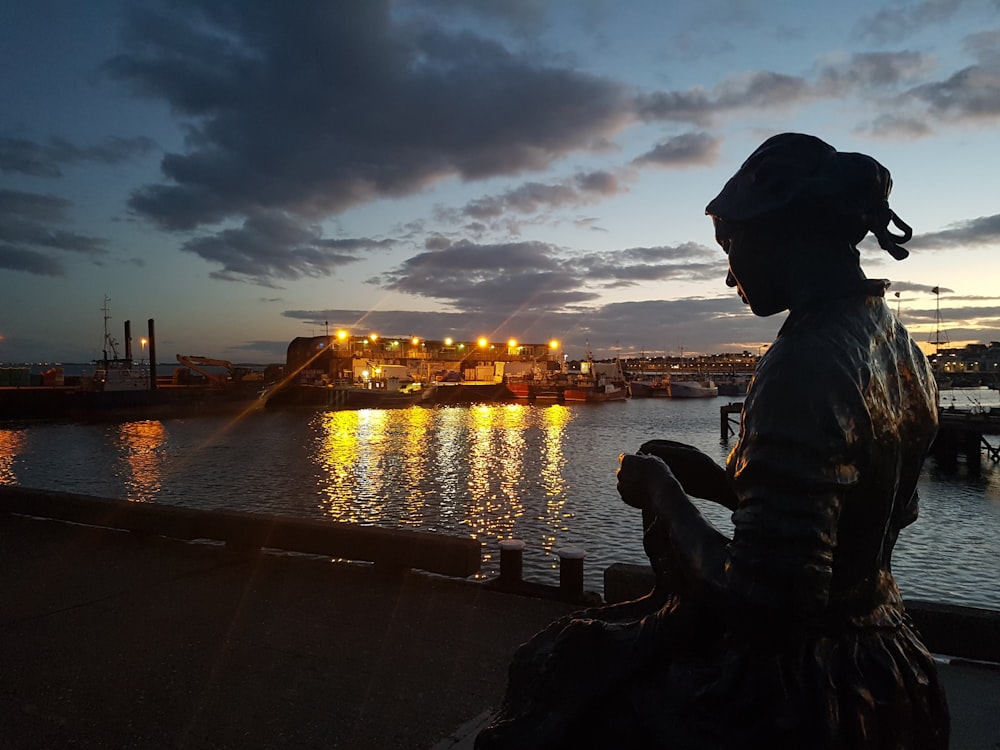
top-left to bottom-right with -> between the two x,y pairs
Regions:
856,0 -> 963,43
856,113 -> 933,138
409,0 -> 548,35
373,239 -> 591,313
0,244 -> 65,275
280,293 -> 780,357
0,135 -> 155,178
180,210 -> 378,285
371,238 -> 722,314
963,29 -> 1000,65
108,0 -> 632,233
906,64 -> 1000,120
632,131 -> 720,167
816,52 -> 935,94
0,189 -> 107,276
887,281 -> 954,294
634,88 -> 715,125
713,71 -> 810,109
910,214 -> 1000,250
460,170 -> 622,221
635,71 -> 811,127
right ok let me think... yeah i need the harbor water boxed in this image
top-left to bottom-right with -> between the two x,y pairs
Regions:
2,390 -> 999,609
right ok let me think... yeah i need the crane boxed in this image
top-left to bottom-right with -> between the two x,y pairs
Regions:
175,355 -> 264,385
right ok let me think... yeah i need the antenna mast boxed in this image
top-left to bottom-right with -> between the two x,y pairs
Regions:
928,286 -> 949,355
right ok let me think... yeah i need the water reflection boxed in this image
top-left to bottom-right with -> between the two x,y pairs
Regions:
539,405 -> 571,557
314,410 -> 370,523
310,404 -> 574,565
113,420 -> 166,502
4,397 -> 996,609
0,428 -> 24,484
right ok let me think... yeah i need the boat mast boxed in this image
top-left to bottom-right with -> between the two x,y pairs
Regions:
102,295 -> 120,363
928,286 -> 949,355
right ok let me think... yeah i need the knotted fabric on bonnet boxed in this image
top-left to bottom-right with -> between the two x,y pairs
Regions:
705,133 -> 912,260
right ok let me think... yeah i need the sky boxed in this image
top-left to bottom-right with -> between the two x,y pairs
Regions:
2,0 -> 999,365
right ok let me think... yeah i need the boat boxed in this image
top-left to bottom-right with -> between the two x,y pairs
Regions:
666,375 -> 718,399
627,379 -> 655,398
564,382 -> 628,402
86,297 -> 150,392
507,381 -> 533,400
564,356 -> 628,403
715,374 -> 752,396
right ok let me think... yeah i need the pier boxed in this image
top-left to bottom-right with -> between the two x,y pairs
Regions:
2,495 -> 998,748
720,401 -> 743,439
931,409 -> 1000,467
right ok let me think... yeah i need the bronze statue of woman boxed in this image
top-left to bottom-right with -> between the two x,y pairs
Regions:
476,133 -> 949,749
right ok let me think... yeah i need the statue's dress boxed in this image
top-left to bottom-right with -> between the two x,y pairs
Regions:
477,286 -> 950,750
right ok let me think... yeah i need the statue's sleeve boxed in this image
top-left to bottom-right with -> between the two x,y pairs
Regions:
726,346 -> 868,618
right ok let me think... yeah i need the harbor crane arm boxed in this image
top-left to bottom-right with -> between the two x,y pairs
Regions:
175,354 -> 233,385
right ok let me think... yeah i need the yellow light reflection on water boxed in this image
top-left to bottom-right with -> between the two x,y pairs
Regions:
540,404 -> 571,555
313,407 -> 438,525
0,429 -> 25,484
314,410 -> 369,523
309,403 -> 574,573
115,420 -> 167,502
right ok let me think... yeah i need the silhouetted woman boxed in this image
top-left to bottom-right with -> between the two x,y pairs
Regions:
476,133 -> 949,750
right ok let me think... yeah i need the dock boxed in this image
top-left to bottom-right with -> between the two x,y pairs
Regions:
2,494 -> 998,749
932,409 -> 1000,467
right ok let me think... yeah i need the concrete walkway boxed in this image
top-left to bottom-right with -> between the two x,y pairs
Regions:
2,512 -> 998,749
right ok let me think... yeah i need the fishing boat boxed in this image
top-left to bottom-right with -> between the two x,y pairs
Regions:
564,356 -> 628,403
627,379 -> 655,398
88,297 -> 150,392
666,376 -> 718,399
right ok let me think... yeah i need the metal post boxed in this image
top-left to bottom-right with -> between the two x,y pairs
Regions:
147,319 -> 157,391
499,539 -> 525,586
557,546 -> 586,599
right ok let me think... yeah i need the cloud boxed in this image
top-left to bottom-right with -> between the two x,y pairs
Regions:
0,244 -> 65,275
180,210 -> 381,285
280,292 -> 779,357
371,238 -> 722,314
108,1 -> 632,233
816,51 -> 936,94
855,113 -> 933,138
963,29 -> 1000,65
632,131 -> 720,167
0,135 -> 155,178
459,170 -> 622,221
906,63 -> 1000,120
910,213 -> 1000,250
856,0 -> 964,43
409,0 -> 548,35
0,189 -> 107,276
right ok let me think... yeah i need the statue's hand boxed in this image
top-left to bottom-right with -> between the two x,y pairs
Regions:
616,452 -> 681,511
638,439 -> 735,509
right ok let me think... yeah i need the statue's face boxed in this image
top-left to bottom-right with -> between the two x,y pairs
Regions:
721,221 -> 790,318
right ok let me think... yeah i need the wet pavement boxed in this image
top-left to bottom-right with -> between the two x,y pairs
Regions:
2,512 -> 998,749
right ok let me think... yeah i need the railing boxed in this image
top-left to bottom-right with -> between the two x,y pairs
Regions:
0,487 -> 481,578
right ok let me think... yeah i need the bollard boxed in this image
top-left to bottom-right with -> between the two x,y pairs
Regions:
499,539 -> 526,585
557,546 -> 586,600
